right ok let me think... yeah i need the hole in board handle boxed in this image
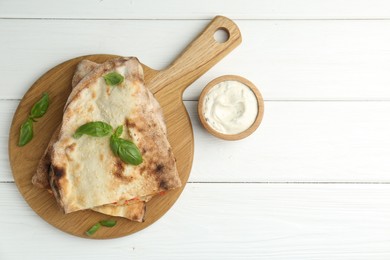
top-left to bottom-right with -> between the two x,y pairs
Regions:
213,28 -> 230,43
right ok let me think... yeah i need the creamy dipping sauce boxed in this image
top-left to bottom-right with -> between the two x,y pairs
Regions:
203,80 -> 258,135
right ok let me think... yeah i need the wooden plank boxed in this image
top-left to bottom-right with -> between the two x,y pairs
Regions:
1,19 -> 390,100
1,0 -> 390,19
2,100 -> 390,183
190,101 -> 390,182
0,101 -> 17,181
1,182 -> 390,259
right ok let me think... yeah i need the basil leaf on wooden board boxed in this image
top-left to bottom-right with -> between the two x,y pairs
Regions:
85,223 -> 101,236
103,72 -> 124,86
17,92 -> 50,147
18,118 -> 33,147
73,121 -> 113,139
30,92 -> 49,119
99,220 -> 117,227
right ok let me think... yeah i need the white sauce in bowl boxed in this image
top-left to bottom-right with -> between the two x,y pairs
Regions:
202,80 -> 258,135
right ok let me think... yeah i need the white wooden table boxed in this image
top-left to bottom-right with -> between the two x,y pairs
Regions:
2,1 -> 390,259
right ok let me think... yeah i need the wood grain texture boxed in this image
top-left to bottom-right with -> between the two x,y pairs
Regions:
3,100 -> 390,183
191,101 -> 390,183
1,19 -> 390,100
2,182 -> 390,259
1,0 -> 390,19
7,16 -> 241,238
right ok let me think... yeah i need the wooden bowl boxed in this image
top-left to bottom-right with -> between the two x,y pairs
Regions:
198,75 -> 264,141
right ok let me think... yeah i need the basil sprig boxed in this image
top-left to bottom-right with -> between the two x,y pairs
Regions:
103,72 -> 124,86
18,118 -> 34,146
30,92 -> 49,119
85,223 -> 101,236
18,92 -> 50,147
73,121 -> 113,139
85,220 -> 117,236
72,122 -> 142,165
100,220 -> 117,227
110,126 -> 143,165
109,125 -> 123,157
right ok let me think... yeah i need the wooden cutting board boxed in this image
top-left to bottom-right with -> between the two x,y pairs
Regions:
8,16 -> 241,239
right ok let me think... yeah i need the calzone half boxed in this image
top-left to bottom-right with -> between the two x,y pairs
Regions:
33,60 -> 153,222
49,57 -> 181,214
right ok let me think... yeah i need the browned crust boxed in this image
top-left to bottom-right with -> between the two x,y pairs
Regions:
48,165 -> 146,222
32,126 -> 61,189
71,60 -> 99,88
32,59 -> 152,221
113,159 -> 134,182
50,57 -> 180,213
124,116 -> 181,193
32,60 -> 100,190
93,202 -> 146,223
65,57 -> 136,109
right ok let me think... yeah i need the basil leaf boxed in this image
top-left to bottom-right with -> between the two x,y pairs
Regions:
99,220 -> 117,227
73,121 -> 113,139
18,118 -> 34,146
85,223 -> 101,236
103,72 -> 124,86
117,138 -> 143,165
114,125 -> 123,138
30,92 -> 49,119
110,136 -> 142,165
110,135 -> 120,157
110,126 -> 123,156
110,126 -> 142,165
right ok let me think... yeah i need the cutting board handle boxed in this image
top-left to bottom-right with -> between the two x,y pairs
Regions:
148,16 -> 242,95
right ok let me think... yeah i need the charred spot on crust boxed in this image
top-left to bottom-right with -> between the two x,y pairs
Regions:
47,163 -> 52,174
106,86 -> 111,95
132,213 -> 141,222
113,159 -> 133,182
156,164 -> 164,173
141,203 -> 146,222
49,167 -> 64,212
52,166 -> 65,179
139,165 -> 146,173
159,180 -> 169,190
125,118 -> 136,129
66,143 -> 77,152
113,159 -> 125,177
102,66 -> 111,74
125,118 -> 146,133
